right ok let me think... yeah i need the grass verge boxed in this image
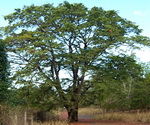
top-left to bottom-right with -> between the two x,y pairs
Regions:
94,112 -> 150,123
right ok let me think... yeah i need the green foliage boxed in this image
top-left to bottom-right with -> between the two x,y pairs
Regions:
131,73 -> 150,109
3,1 -> 150,121
0,39 -> 10,103
89,55 -> 144,111
96,54 -> 143,80
8,84 -> 60,111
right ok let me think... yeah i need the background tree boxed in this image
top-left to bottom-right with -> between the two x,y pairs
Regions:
14,83 -> 60,111
131,72 -> 150,109
89,55 -> 144,111
4,2 -> 149,122
0,31 -> 10,104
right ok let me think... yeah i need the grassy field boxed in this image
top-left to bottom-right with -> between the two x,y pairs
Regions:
1,107 -> 150,124
78,107 -> 150,123
94,111 -> 150,123
0,107 -> 69,125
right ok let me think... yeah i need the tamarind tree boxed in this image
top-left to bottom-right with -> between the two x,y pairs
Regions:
4,2 -> 149,122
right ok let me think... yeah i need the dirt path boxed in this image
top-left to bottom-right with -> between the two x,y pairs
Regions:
60,112 -> 150,125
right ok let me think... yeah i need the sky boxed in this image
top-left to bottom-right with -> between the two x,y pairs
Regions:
0,0 -> 150,62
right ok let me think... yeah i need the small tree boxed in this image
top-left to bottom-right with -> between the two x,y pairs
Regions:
4,2 -> 149,122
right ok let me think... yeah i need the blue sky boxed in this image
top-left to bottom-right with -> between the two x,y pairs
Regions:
0,0 -> 150,62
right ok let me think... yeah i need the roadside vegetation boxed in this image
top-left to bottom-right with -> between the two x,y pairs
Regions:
95,111 -> 150,123
1,106 -> 150,124
78,107 -> 150,123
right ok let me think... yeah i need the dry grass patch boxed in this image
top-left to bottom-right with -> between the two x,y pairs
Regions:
94,112 -> 150,123
33,121 -> 68,125
0,106 -> 68,125
78,107 -> 103,115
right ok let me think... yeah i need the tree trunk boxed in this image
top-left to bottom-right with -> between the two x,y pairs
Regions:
67,108 -> 78,122
66,102 -> 78,122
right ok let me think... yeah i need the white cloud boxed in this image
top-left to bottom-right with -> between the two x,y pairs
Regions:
135,48 -> 150,62
133,11 -> 144,16
133,10 -> 150,16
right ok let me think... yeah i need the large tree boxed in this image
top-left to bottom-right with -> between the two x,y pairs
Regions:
4,2 -> 149,122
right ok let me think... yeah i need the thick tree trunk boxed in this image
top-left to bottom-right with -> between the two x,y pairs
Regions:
67,108 -> 78,122
66,102 -> 78,122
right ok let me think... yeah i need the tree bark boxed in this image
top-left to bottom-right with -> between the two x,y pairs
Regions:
66,102 -> 78,122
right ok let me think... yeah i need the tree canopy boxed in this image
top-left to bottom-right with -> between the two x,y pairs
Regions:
4,1 -> 150,122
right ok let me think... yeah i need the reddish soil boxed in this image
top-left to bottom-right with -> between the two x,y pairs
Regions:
60,112 -> 150,125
